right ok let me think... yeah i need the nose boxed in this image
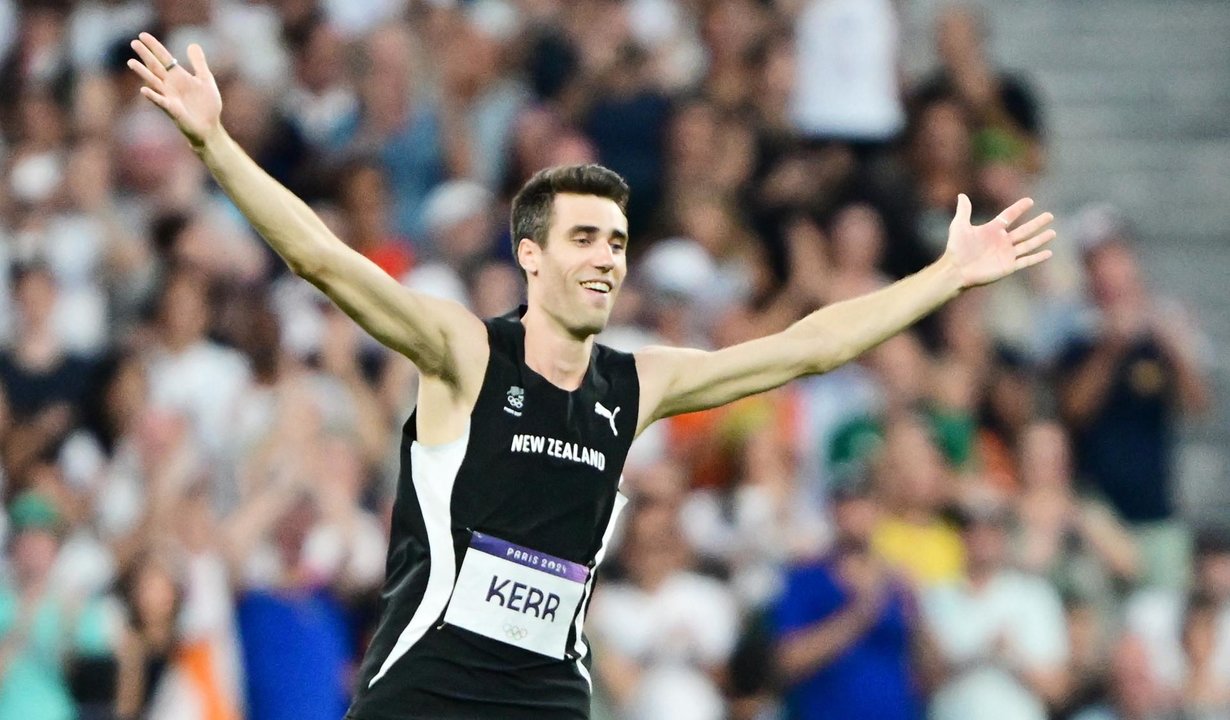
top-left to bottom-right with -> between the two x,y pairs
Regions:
593,240 -> 616,271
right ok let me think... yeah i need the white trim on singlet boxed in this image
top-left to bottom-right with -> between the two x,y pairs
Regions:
572,488 -> 629,690
368,428 -> 470,687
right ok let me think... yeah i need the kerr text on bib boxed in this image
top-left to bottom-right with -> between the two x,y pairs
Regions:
443,532 -> 590,659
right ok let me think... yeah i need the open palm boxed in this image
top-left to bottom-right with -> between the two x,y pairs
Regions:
945,194 -> 1056,289
127,33 -> 221,148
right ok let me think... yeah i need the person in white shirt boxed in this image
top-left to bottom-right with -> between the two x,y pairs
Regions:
588,471 -> 739,720
924,498 -> 1069,720
1124,530 -> 1230,696
144,266 -> 251,486
790,0 -> 905,144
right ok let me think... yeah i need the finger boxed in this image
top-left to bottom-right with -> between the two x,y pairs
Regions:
1014,249 -> 1053,271
1014,229 -> 1057,257
187,43 -> 211,80
1009,211 -> 1054,244
131,39 -> 167,79
953,193 -> 972,228
139,86 -> 172,113
126,58 -> 165,91
994,197 -> 1035,229
138,32 -> 176,67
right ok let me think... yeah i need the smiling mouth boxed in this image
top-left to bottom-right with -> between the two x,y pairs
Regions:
580,280 -> 612,294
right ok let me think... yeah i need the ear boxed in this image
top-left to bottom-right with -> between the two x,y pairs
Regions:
516,237 -> 540,276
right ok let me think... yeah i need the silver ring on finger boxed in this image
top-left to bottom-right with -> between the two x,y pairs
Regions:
164,58 -> 178,72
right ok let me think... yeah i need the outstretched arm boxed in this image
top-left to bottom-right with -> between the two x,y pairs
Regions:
635,195 -> 1054,434
126,34 -> 486,387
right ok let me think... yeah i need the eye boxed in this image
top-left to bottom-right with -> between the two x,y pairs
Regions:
610,239 -> 626,253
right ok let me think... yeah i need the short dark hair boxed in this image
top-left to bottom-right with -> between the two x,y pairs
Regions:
509,164 -> 630,261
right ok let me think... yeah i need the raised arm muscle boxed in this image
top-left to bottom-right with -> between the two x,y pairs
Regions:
636,257 -> 964,433
198,129 -> 485,383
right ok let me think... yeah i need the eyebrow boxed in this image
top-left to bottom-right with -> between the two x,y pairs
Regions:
568,225 -> 629,242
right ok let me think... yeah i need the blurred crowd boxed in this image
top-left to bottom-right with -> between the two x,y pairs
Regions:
0,0 -> 1220,719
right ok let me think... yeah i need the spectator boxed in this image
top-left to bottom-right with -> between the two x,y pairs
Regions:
1180,592 -> 1230,719
914,3 -> 1045,174
825,203 -> 892,302
825,331 -> 942,486
589,466 -> 740,720
772,471 -> 928,720
924,498 -> 1069,720
582,43 -> 670,235
151,0 -> 288,91
902,93 -> 976,256
437,2 -> 529,192
974,345 -> 1038,493
143,266 -> 251,486
1015,421 -> 1140,609
412,178 -> 499,289
41,138 -> 143,353
869,415 -> 965,589
1123,530 -> 1230,698
640,191 -> 759,336
1058,223 -> 1211,588
0,263 -> 97,488
280,13 -> 356,150
224,472 -> 363,720
682,425 -> 827,608
334,157 -> 415,280
330,22 -> 463,243
1070,636 -> 1178,720
0,4 -> 74,121
0,491 -> 117,720
1061,595 -> 1116,719
114,549 -> 240,720
790,0 -> 906,149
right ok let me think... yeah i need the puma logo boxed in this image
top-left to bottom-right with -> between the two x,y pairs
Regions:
594,402 -> 620,436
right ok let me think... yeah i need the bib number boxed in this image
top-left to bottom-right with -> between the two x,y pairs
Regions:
443,532 -> 589,659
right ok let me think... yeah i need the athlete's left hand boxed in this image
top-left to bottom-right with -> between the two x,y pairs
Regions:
944,194 -> 1055,289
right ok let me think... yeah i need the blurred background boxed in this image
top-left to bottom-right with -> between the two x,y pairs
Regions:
0,0 -> 1227,719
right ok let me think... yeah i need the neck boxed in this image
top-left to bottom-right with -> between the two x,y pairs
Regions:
161,333 -> 200,355
521,306 -> 594,391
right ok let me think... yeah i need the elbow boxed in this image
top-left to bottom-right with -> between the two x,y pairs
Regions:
290,242 -> 344,284
288,250 -> 327,280
773,646 -> 808,687
773,637 -> 835,686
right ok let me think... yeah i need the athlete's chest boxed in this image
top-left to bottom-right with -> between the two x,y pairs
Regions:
472,357 -> 635,469
448,366 -> 634,557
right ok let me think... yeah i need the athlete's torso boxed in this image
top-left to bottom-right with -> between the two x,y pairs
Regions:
348,309 -> 639,720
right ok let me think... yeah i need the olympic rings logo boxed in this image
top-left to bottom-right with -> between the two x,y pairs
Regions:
503,624 -> 528,641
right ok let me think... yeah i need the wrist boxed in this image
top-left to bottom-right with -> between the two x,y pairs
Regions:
932,253 -> 967,295
192,123 -> 229,156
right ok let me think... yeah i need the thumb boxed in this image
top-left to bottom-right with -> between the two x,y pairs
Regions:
952,193 -> 972,229
187,43 -> 211,80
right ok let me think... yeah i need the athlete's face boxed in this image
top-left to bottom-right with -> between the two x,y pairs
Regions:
519,193 -> 628,338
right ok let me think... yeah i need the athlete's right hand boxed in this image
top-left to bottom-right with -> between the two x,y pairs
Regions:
127,33 -> 221,149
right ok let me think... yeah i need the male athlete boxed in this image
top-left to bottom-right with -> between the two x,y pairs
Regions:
127,34 -> 1054,720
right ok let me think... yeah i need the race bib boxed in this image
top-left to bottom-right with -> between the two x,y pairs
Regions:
443,532 -> 590,659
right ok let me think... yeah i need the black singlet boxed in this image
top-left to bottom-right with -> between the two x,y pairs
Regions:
346,308 -> 640,720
